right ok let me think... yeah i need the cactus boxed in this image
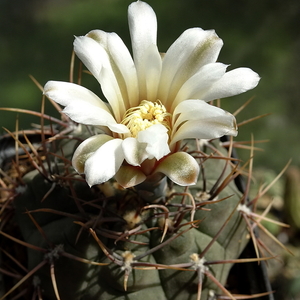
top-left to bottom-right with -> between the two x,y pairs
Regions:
284,166 -> 300,232
0,125 -> 265,300
0,1 -> 288,299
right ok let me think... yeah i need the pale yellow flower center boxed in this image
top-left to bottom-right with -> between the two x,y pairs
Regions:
122,100 -> 171,137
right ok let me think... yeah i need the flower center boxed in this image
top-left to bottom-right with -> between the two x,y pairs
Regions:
122,100 -> 171,137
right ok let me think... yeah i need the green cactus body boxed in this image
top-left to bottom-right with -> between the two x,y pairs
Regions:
284,166 -> 300,231
5,135 -> 249,300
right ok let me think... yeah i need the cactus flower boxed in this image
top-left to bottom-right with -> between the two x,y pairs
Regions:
44,1 -> 260,188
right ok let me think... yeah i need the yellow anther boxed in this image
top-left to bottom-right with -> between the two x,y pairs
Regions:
121,100 -> 171,137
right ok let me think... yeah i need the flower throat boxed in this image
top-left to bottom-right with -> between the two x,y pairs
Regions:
121,100 -> 171,137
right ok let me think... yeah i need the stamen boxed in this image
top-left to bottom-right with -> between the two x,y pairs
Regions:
121,100 -> 171,137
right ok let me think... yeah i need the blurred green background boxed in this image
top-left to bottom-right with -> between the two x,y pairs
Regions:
1,0 -> 299,171
1,1 -> 300,299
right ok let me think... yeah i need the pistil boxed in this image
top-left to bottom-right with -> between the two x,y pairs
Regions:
122,100 -> 171,137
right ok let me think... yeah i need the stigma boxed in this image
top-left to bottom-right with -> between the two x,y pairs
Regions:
122,100 -> 171,137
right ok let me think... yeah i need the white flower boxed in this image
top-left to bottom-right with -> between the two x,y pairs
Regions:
44,1 -> 260,188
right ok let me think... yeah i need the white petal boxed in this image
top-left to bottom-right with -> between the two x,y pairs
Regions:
171,63 -> 228,110
74,35 -> 125,121
73,36 -> 106,81
72,134 -> 113,173
158,28 -> 223,109
137,124 -> 170,160
63,102 -> 127,132
55,96 -> 129,133
143,44 -> 162,102
98,67 -> 126,122
87,30 -> 139,108
155,152 -> 200,186
171,112 -> 237,145
128,1 -> 157,65
44,81 -> 110,113
128,1 -> 158,100
200,67 -> 260,101
171,100 -> 238,144
122,137 -> 148,166
173,99 -> 231,130
84,139 -> 124,186
44,81 -> 129,133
